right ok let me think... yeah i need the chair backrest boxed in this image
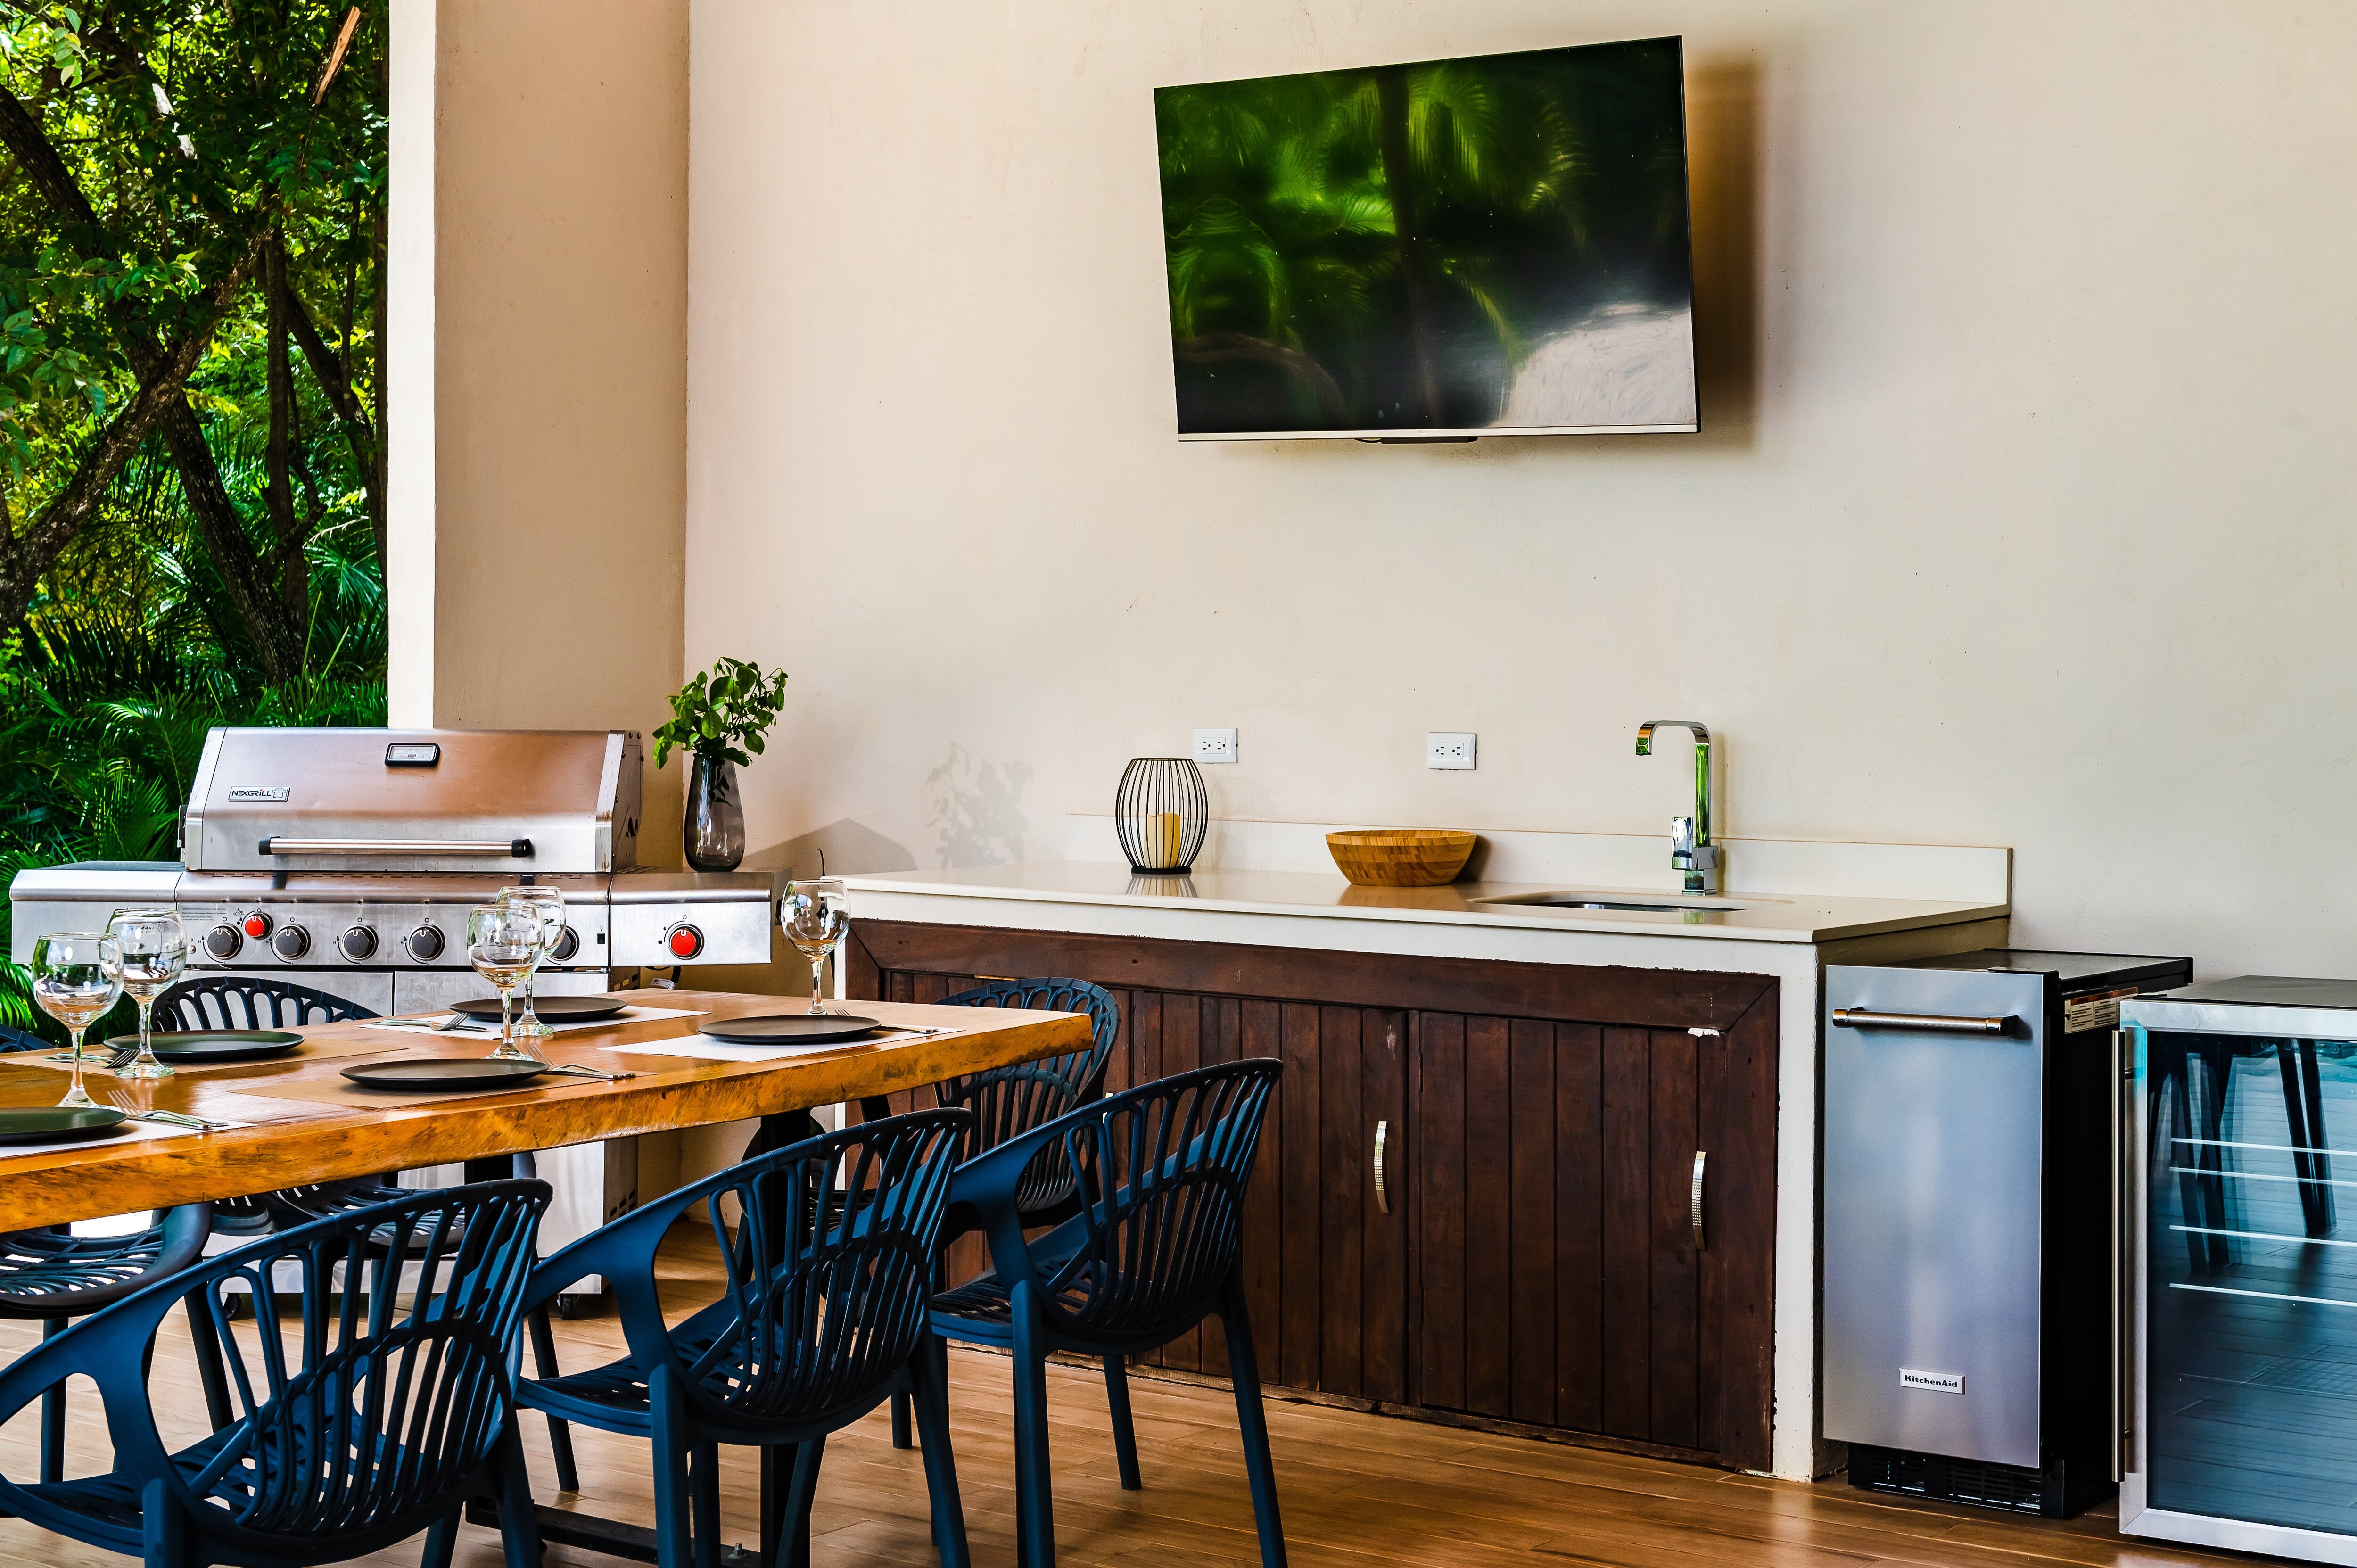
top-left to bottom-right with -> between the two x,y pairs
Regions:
1037,1058 -> 1279,1342
154,975 -> 379,1030
159,1182 -> 545,1544
0,1024 -> 46,1054
539,1108 -> 968,1433
931,978 -> 1119,1170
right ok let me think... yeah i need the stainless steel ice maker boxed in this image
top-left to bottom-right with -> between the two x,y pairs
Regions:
1824,949 -> 2189,1518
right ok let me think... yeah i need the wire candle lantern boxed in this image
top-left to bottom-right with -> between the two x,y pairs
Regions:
1114,757 -> 1208,875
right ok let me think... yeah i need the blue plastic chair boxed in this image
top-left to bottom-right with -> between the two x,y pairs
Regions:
517,1107 -> 974,1568
931,1057 -> 1287,1568
887,978 -> 1121,1452
150,975 -> 583,1492
0,1023 -> 216,1484
0,1178 -> 552,1568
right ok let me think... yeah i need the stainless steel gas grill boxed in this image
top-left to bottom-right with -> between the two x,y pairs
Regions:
10,727 -> 776,1013
8,727 -> 781,1289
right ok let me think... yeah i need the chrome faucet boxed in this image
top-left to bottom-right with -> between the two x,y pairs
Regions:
1635,720 -> 1719,895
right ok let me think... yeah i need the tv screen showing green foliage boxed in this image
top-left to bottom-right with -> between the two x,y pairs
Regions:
1154,36 -> 1697,440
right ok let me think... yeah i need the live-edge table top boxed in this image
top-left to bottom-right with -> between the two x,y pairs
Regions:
0,989 -> 1088,1230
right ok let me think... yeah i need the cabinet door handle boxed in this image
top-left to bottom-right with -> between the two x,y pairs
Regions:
1374,1120 -> 1391,1214
1691,1149 -> 1707,1252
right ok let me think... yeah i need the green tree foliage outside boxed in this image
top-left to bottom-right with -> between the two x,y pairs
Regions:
1154,37 -> 1693,434
0,1 -> 389,1031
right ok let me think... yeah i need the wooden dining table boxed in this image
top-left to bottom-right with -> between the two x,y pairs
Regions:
0,987 -> 1090,1229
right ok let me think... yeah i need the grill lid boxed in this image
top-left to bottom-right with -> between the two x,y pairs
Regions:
182,728 -> 642,874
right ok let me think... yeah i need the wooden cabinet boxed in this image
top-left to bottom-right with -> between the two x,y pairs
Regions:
848,920 -> 1775,1470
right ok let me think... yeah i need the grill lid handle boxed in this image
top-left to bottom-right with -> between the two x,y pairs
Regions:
256,837 -> 533,857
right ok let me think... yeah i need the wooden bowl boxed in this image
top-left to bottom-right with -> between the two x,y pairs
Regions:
1326,829 -> 1477,887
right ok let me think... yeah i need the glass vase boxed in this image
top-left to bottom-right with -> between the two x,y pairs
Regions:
684,754 -> 746,872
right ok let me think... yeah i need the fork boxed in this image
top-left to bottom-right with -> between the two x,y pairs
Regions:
125,1109 -> 231,1132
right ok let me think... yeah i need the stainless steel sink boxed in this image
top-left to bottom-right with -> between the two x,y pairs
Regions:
1474,890 -> 1759,914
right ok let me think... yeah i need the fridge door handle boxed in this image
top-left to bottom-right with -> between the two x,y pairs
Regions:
1692,1149 -> 1707,1252
1831,1008 -> 2015,1035
2115,1028 -> 2139,1480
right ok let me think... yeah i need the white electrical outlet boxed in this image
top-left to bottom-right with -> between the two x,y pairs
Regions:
1195,728 -> 1239,765
1427,732 -> 1477,770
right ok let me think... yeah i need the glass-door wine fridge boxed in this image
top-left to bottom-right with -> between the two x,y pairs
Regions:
2123,978 -> 2357,1564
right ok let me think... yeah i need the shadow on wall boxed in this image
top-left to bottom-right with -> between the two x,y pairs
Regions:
744,818 -> 919,877
1686,52 -> 1759,450
928,744 -> 1032,867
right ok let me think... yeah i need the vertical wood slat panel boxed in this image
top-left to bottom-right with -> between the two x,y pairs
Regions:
1462,1016 -> 1514,1417
1697,1023 -> 1726,1460
1714,989 -> 1779,1470
1599,1026 -> 1651,1438
1278,1001 -> 1323,1391
1508,1019 -> 1558,1428
1554,1023 -> 1605,1432
1160,993 -> 1206,1372
1362,1009 -> 1408,1406
1240,999 -> 1284,1382
1201,997 -> 1245,1380
1648,1028 -> 1701,1450
1317,1007 -> 1365,1397
1103,989 -> 1137,1098
1414,1010 -> 1467,1412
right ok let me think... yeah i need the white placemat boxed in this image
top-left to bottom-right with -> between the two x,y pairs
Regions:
363,1005 -> 706,1040
602,1025 -> 965,1064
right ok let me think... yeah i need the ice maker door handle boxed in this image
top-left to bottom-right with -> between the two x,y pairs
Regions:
1831,1008 -> 2014,1035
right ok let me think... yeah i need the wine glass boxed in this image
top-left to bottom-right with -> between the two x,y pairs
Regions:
32,933 -> 123,1110
467,904 -> 545,1062
105,908 -> 187,1080
496,884 -> 566,1041
781,879 -> 849,1016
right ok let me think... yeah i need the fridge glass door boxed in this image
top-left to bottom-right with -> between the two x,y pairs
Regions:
2143,1025 -> 2357,1533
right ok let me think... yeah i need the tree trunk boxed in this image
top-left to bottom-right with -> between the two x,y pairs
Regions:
282,269 -> 385,573
1375,66 -> 1444,429
0,242 -> 266,637
162,401 -> 308,682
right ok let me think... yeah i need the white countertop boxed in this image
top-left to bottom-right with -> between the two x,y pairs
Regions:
841,860 -> 2005,945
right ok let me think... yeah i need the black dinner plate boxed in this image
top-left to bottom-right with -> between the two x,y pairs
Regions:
0,1107 -> 131,1145
450,994 -> 627,1023
696,1015 -> 883,1046
340,1059 -> 553,1092
103,1031 -> 303,1063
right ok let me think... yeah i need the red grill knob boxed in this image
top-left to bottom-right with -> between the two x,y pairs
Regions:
242,912 -> 273,940
666,924 -> 704,960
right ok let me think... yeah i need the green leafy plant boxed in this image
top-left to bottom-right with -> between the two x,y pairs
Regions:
652,658 -> 788,771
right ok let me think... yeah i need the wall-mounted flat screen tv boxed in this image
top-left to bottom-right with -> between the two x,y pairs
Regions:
1154,36 -> 1697,441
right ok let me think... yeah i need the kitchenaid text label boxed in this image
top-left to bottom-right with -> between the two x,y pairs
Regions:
1900,1368 -> 1965,1395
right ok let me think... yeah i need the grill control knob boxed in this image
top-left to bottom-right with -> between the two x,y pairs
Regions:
405,925 -> 446,962
241,911 -> 273,941
666,924 -> 704,960
549,924 -> 581,963
205,924 -> 242,960
338,926 -> 378,961
271,925 -> 310,961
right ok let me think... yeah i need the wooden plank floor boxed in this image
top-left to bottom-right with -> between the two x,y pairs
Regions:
0,1227 -> 2260,1568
